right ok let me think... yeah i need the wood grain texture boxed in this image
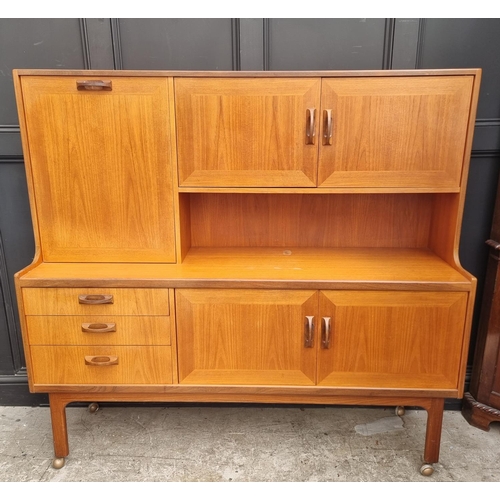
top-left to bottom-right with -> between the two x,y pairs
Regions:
26,315 -> 171,346
317,291 -> 468,389
17,248 -> 472,290
20,76 -> 176,263
175,78 -> 320,187
176,289 -> 318,385
189,193 -> 433,248
34,385 -> 458,399
15,69 -> 482,77
318,76 -> 473,188
23,288 -> 170,316
31,346 -> 172,385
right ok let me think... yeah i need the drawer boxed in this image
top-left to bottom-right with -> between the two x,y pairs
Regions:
23,288 -> 170,316
30,346 -> 172,385
26,316 -> 171,346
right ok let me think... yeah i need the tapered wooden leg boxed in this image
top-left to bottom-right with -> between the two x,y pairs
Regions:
49,393 -> 69,467
423,398 -> 445,464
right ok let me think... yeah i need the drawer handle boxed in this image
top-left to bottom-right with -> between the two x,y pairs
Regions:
304,315 -> 315,348
81,322 -> 116,333
85,355 -> 118,366
76,80 -> 112,91
323,109 -> 333,145
305,108 -> 316,145
78,294 -> 114,305
321,317 -> 332,349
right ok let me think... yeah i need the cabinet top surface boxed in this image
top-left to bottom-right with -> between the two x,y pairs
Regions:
13,68 -> 481,78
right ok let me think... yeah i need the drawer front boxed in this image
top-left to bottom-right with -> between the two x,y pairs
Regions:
23,288 -> 170,316
27,316 -> 171,346
30,346 -> 172,385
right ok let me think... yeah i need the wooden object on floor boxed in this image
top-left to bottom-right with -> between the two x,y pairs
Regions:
12,69 -> 481,476
462,177 -> 500,430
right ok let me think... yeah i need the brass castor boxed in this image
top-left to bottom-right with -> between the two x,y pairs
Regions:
420,463 -> 434,476
395,406 -> 405,416
52,457 -> 66,469
88,402 -> 99,414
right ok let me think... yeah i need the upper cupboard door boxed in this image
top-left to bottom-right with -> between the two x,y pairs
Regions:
20,76 -> 176,263
175,78 -> 321,187
318,76 -> 474,189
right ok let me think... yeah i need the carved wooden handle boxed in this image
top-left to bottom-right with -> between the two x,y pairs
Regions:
304,315 -> 315,348
323,109 -> 333,145
84,355 -> 118,366
306,108 -> 316,145
81,322 -> 116,333
321,317 -> 332,349
78,294 -> 114,305
76,80 -> 112,91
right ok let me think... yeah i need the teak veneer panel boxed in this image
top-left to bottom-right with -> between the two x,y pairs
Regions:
175,78 -> 321,187
17,248 -> 471,290
30,346 -> 173,385
27,316 -> 171,346
318,76 -> 473,188
176,289 -> 318,385
317,291 -> 468,389
23,288 -> 170,316
189,193 -> 433,248
20,76 -> 176,263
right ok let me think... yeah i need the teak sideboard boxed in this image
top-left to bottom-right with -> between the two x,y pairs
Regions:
13,69 -> 481,476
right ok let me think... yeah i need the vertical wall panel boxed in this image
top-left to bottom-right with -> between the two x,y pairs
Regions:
0,162 -> 36,370
418,19 -> 500,119
0,19 -> 87,392
267,19 -> 388,70
117,19 -> 236,70
417,19 -> 500,370
0,18 -> 87,126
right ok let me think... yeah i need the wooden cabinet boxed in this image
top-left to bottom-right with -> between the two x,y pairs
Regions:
12,69 -> 481,476
462,177 -> 500,430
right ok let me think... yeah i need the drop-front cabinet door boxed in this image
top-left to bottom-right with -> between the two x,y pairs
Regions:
176,289 -> 318,385
318,76 -> 473,188
20,76 -> 176,263
317,291 -> 468,390
175,78 -> 321,187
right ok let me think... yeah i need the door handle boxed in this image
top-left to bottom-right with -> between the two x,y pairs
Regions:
306,108 -> 316,145
84,355 -> 118,366
81,322 -> 116,333
76,80 -> 112,91
78,294 -> 114,305
321,317 -> 332,349
304,315 -> 315,348
323,109 -> 333,145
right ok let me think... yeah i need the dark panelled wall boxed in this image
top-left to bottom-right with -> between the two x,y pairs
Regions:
0,18 -> 499,405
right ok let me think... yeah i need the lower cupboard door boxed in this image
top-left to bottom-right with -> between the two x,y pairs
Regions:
317,291 -> 468,389
176,289 -> 318,385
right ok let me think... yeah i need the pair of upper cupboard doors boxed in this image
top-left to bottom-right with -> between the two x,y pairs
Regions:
21,75 -> 474,191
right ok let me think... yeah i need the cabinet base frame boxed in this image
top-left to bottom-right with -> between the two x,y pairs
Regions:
48,392 -> 445,474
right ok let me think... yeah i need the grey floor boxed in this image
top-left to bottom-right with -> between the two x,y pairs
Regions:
0,404 -> 499,482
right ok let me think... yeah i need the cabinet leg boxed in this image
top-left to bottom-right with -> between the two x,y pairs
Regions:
49,394 -> 69,466
423,398 -> 444,465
